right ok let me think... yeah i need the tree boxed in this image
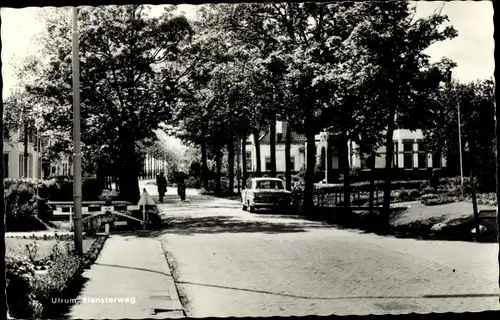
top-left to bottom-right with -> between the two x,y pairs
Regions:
424,79 -> 495,232
424,79 -> 495,189
24,6 -> 193,202
348,1 -> 458,228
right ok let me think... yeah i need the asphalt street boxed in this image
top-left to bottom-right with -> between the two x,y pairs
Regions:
140,181 -> 499,317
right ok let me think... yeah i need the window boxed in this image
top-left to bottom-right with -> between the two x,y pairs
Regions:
393,142 -> 399,167
417,140 -> 427,169
245,151 -> 252,171
256,180 -> 284,190
289,157 -> 295,171
418,153 -> 427,169
277,133 -> 283,142
432,153 -> 442,168
403,140 -> 414,169
403,140 -> 413,152
19,154 -> 24,177
3,154 -> 9,178
319,147 -> 326,170
28,154 -> 33,178
265,157 -> 272,171
38,157 -> 42,179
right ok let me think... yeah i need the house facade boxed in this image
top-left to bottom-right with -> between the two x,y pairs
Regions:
3,126 -> 43,179
314,129 -> 447,183
240,121 -> 447,183
244,121 -> 307,175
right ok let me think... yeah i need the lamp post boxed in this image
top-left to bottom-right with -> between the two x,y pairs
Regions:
72,6 -> 83,256
457,102 -> 464,198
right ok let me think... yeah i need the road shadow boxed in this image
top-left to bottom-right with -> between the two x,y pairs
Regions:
113,215 -> 329,237
152,193 -> 237,206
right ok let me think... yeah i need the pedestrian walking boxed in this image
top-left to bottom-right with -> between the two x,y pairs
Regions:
177,177 -> 186,202
156,171 -> 167,203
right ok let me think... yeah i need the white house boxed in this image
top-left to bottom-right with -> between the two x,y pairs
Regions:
244,121 -> 307,174
313,129 -> 447,183
3,126 -> 43,179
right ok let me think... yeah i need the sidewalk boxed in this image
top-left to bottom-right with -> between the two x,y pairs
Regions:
69,235 -> 185,319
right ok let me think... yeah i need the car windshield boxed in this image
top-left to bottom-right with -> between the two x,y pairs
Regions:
255,180 -> 284,190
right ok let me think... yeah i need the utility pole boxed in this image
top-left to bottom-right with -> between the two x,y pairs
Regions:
72,6 -> 83,256
457,103 -> 464,198
23,104 -> 29,178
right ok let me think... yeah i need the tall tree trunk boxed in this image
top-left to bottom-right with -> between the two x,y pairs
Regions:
303,124 -> 316,214
201,140 -> 209,190
253,130 -> 262,177
236,138 -> 241,193
241,134 -> 247,185
228,139 -> 235,194
368,148 -> 376,216
469,148 -> 480,234
285,120 -> 292,191
470,170 -> 479,233
341,130 -> 351,213
117,128 -> 140,203
382,115 -> 396,229
270,113 -> 277,177
23,122 -> 29,178
215,143 -> 222,193
96,162 -> 106,191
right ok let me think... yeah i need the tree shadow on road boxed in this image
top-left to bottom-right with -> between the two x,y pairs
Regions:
152,194 -> 239,207
116,215 -> 330,237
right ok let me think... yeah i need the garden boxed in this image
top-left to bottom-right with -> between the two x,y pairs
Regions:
6,233 -> 108,319
5,177 -> 111,319
307,176 -> 497,240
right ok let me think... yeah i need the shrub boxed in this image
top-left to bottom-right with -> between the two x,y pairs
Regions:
44,178 -> 73,201
396,190 -> 410,202
421,193 -> 439,200
5,179 -> 40,231
185,176 -> 199,188
422,197 -> 455,206
409,189 -> 421,199
98,189 -> 120,202
82,177 -> 104,201
32,242 -> 85,318
421,186 -> 437,195
6,252 -> 43,319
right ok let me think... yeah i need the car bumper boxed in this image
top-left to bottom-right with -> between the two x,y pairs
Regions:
252,201 -> 291,208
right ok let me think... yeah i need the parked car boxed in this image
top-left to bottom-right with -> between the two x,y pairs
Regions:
241,177 -> 292,213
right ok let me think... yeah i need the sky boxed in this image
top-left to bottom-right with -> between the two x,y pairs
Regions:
1,2 -> 495,99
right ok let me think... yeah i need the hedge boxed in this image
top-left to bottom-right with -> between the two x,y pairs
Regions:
6,236 -> 108,319
314,180 -> 426,192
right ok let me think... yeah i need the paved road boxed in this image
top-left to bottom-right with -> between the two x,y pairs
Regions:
140,181 -> 499,317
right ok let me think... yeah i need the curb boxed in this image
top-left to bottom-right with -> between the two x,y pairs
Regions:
158,240 -> 187,318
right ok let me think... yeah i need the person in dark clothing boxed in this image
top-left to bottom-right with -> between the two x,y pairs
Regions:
156,172 -> 167,203
177,178 -> 186,202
